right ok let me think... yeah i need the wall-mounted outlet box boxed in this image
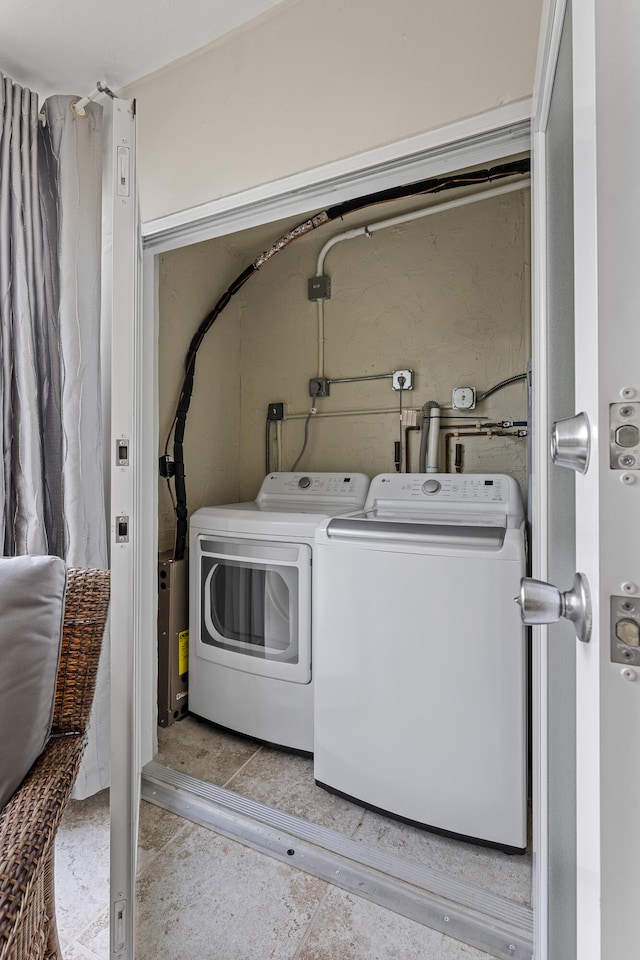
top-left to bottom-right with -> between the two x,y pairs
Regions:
309,377 -> 330,398
392,369 -> 414,391
267,402 -> 284,420
452,387 -> 476,410
308,275 -> 331,301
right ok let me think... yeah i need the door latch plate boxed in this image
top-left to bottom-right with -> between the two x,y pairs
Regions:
116,438 -> 129,466
611,595 -> 640,664
610,402 -> 640,469
115,516 -> 129,543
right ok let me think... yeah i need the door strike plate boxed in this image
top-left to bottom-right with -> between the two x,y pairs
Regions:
610,402 -> 640,469
115,516 -> 129,543
116,438 -> 130,467
611,595 -> 640,665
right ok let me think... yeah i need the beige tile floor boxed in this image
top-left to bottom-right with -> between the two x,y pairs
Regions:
55,716 -> 530,959
157,717 -> 532,906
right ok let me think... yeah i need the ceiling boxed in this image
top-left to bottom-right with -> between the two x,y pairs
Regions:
0,0 -> 288,99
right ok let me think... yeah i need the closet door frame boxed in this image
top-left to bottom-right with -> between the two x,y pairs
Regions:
138,98 -> 541,947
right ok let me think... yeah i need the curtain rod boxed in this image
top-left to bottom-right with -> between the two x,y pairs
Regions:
72,81 -> 116,117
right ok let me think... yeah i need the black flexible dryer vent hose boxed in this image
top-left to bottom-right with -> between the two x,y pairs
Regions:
163,157 -> 531,561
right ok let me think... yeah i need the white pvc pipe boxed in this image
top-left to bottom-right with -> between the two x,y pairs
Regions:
286,406 -> 413,420
426,406 -> 441,472
314,178 -> 530,377
276,419 -> 283,470
317,300 -> 325,378
285,407 -> 486,421
316,179 -> 530,276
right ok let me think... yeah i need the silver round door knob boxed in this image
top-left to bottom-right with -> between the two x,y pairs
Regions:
515,573 -> 592,643
514,578 -> 563,624
551,411 -> 590,473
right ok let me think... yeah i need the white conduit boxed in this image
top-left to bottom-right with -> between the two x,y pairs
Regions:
286,407 -> 417,420
314,178 -> 530,378
285,407 -> 482,420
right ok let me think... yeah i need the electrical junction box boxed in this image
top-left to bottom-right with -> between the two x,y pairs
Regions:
157,550 -> 189,727
308,275 -> 331,301
452,387 -> 476,410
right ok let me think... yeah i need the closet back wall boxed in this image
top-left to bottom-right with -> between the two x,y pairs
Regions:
158,187 -> 529,550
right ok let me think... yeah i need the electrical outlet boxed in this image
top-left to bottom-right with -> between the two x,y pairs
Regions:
267,402 -> 284,420
392,369 -> 414,391
309,378 -> 330,398
452,387 -> 476,410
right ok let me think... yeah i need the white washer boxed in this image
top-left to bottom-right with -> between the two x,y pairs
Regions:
189,472 -> 370,752
313,473 -> 527,851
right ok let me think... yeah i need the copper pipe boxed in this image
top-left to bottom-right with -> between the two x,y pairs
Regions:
404,426 -> 421,473
444,429 -> 526,473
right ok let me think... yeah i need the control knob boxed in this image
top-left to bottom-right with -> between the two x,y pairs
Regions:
422,479 -> 441,495
298,476 -> 312,489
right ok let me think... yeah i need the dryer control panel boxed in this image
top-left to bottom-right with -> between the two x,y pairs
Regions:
257,472 -> 370,506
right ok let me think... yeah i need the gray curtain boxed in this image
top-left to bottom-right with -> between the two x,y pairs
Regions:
0,75 -> 109,797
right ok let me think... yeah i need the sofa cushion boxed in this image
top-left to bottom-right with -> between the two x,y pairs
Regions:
0,555 -> 67,809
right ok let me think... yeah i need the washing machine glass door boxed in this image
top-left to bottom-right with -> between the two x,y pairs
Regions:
197,537 -> 311,683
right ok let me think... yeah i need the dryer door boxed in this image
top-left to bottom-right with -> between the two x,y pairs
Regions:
196,536 -> 311,683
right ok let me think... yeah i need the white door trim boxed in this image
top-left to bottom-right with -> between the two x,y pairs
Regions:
530,123 -> 550,960
108,97 -> 140,960
530,3 -> 572,957
533,0 -> 569,133
585,1 -> 640,951
571,1 -> 600,953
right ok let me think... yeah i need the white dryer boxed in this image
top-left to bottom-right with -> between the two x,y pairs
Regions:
313,473 -> 527,851
189,472 -> 369,752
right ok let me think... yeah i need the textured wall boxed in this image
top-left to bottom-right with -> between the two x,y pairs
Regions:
158,185 -> 530,532
237,187 -> 531,500
158,240 -> 243,551
122,0 -> 542,221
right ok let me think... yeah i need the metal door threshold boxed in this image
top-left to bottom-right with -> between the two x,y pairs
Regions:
142,762 -> 533,960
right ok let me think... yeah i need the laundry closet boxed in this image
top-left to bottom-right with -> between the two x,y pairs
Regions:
152,156 -> 533,917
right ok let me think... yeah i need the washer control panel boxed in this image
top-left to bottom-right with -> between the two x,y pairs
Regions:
371,473 -> 514,503
363,473 -> 525,527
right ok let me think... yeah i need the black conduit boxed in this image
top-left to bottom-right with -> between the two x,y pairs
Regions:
476,372 -> 528,404
162,158 -> 531,560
